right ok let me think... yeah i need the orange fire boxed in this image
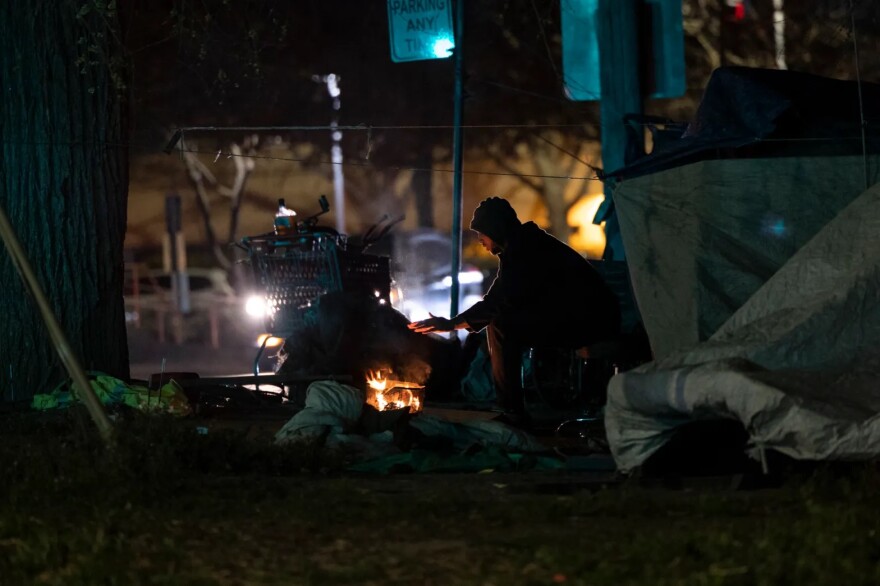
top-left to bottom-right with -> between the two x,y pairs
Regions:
365,370 -> 424,413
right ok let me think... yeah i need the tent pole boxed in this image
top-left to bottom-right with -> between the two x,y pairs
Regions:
849,0 -> 869,191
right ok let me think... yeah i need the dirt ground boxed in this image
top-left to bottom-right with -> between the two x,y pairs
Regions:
3,404 -> 880,585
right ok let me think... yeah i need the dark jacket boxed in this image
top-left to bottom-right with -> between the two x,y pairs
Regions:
459,222 -> 620,345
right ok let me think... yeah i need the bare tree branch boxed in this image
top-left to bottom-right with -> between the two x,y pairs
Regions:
477,144 -> 544,193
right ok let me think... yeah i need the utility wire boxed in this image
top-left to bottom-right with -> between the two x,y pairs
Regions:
1,136 -> 604,182
534,132 -> 601,173
527,0 -> 602,100
6,131 -> 875,182
473,78 -> 591,106
530,0 -> 563,81
169,144 -> 603,181
175,121 -> 596,132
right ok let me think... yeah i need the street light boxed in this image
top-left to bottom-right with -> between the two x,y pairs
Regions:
313,73 -> 346,234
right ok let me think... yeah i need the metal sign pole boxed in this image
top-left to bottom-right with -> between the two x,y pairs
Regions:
165,194 -> 190,314
449,0 -> 465,318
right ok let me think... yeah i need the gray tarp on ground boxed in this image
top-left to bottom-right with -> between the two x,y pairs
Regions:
275,380 -> 546,462
606,182 -> 880,473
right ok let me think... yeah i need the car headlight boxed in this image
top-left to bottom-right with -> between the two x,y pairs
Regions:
437,270 -> 484,289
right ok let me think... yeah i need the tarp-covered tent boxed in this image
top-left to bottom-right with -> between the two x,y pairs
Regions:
603,67 -> 880,473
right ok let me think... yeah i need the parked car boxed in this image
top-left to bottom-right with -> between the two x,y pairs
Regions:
124,266 -> 276,371
394,264 -> 485,324
384,229 -> 486,339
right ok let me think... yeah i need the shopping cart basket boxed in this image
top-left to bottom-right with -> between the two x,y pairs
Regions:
240,229 -> 391,376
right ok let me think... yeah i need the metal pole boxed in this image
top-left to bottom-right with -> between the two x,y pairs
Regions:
597,0 -> 641,261
450,0 -> 465,318
849,0 -> 869,191
326,74 -> 346,234
165,194 -> 190,314
0,203 -> 113,442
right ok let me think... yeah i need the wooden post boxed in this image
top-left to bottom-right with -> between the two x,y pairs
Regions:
209,305 -> 220,349
172,311 -> 183,345
130,262 -> 141,328
157,307 -> 166,343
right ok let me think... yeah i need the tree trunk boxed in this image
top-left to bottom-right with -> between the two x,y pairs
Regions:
0,1 -> 130,400
542,181 -> 573,243
532,139 -> 574,242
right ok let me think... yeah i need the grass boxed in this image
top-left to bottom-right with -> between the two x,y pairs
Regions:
2,407 -> 880,585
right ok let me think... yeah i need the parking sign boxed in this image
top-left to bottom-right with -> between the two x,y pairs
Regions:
387,0 -> 455,63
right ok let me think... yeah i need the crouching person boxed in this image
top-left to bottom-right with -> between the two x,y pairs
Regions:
408,196 -> 620,427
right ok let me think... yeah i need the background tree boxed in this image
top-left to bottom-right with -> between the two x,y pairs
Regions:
298,0 -> 605,240
682,0 -> 880,79
125,0 -> 880,256
1,0 -> 130,400
128,1 -> 601,244
458,1 -> 604,240
125,0 -> 454,264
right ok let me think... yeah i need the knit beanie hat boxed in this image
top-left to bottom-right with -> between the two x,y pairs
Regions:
469,197 -> 521,243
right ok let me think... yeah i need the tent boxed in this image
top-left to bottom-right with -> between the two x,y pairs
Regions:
603,67 -> 880,473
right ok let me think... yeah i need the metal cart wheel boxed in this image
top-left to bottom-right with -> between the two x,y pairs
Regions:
523,346 -> 618,414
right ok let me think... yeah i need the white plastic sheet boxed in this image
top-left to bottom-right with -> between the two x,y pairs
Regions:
607,175 -> 880,473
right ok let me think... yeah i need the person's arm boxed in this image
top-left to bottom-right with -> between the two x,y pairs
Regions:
455,299 -> 494,332
409,263 -> 505,334
456,267 -> 504,331
407,313 -> 471,334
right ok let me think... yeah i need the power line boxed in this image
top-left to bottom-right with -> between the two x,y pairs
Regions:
497,1 -> 599,101
171,144 -> 603,182
530,0 -> 563,82
0,138 -> 602,182
534,133 -> 601,173
175,121 -> 596,132
472,78 -> 591,106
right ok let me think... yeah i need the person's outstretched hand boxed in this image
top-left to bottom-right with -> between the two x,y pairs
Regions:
407,313 -> 454,334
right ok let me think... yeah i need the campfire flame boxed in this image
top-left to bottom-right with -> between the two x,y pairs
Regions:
365,370 -> 424,413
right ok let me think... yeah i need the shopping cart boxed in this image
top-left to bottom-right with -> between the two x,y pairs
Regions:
239,200 -> 391,377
